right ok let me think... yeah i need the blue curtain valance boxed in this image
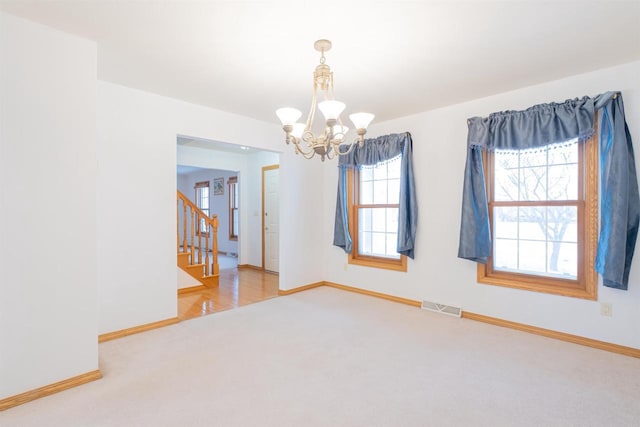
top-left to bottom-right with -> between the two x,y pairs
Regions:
458,92 -> 640,290
333,132 -> 418,259
337,132 -> 406,168
467,96 -> 595,151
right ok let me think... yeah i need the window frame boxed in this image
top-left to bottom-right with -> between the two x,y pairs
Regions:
228,176 -> 238,241
477,127 -> 598,300
346,165 -> 407,272
194,181 -> 210,236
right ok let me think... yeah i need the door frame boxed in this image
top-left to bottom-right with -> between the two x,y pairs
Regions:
262,164 -> 279,271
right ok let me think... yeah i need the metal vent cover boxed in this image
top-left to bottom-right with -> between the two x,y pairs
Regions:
421,300 -> 462,318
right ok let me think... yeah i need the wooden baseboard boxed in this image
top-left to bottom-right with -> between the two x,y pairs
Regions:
278,281 -> 421,307
0,370 -> 102,412
462,311 -> 640,359
237,264 -> 264,271
281,281 -> 639,358
323,281 -> 422,307
178,285 -> 208,295
278,282 -> 325,295
98,317 -> 180,343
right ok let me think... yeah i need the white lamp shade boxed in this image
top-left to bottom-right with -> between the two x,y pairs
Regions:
276,107 -> 302,126
349,112 -> 375,130
318,100 -> 346,121
291,123 -> 306,139
332,125 -> 349,141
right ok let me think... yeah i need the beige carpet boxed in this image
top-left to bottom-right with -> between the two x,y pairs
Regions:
2,287 -> 639,426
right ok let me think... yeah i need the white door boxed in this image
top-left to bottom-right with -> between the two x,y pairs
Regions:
263,166 -> 279,272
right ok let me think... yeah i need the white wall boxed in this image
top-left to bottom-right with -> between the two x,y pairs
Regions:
177,168 -> 239,255
98,81 -> 323,334
324,61 -> 640,349
0,12 -> 98,398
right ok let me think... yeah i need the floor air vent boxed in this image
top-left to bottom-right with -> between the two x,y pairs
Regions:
421,301 -> 462,318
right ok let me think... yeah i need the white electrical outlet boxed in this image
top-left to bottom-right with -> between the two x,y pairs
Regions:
600,302 -> 613,317
343,263 -> 348,271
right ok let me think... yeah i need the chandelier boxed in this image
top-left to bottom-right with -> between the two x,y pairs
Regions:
275,39 -> 375,161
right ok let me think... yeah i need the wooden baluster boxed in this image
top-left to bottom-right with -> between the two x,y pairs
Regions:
212,215 -> 219,275
190,207 -> 195,266
182,202 -> 187,253
204,219 -> 210,276
198,212 -> 202,265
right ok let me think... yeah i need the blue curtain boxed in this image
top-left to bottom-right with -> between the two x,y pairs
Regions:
594,93 -> 640,289
333,132 -> 418,259
458,92 -> 640,290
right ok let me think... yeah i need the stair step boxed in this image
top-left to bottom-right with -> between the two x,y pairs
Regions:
200,275 -> 219,287
177,252 -> 190,268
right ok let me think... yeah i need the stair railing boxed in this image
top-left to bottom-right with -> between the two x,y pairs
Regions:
177,190 -> 219,277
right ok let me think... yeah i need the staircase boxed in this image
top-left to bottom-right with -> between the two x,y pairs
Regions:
177,190 -> 219,287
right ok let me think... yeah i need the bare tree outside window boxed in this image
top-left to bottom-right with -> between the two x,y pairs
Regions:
492,141 -> 579,278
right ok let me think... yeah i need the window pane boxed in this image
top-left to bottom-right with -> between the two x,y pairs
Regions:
548,242 -> 577,278
233,208 -> 239,236
548,141 -> 578,165
371,232 -> 386,255
547,206 -> 577,243
518,207 -> 546,241
373,162 -> 387,181
494,151 -> 519,169
371,208 -> 385,232
359,231 -> 372,255
494,207 -> 518,239
385,233 -> 400,259
518,240 -> 547,274
494,167 -> 519,201
520,167 -> 547,201
519,149 -> 548,168
360,180 -> 373,204
358,208 -> 372,232
494,238 -> 518,270
385,208 -> 398,232
360,166 -> 373,181
387,179 -> 400,204
373,180 -> 387,204
547,164 -> 577,200
387,156 -> 401,179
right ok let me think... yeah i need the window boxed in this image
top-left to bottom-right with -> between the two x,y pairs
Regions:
347,155 -> 407,271
194,181 -> 209,235
478,135 -> 598,299
228,176 -> 238,241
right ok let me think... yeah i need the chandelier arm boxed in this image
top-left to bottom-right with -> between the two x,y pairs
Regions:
291,131 -> 319,157
301,130 -> 317,149
332,136 -> 362,157
295,141 -> 317,159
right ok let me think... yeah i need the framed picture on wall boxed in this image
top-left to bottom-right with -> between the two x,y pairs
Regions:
213,178 -> 224,195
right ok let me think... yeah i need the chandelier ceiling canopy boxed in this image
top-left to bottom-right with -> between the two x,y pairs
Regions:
276,39 -> 375,161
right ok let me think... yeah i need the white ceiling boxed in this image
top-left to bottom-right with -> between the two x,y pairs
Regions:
2,1 -> 639,125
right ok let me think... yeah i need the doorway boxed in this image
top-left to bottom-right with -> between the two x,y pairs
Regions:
176,136 -> 281,320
